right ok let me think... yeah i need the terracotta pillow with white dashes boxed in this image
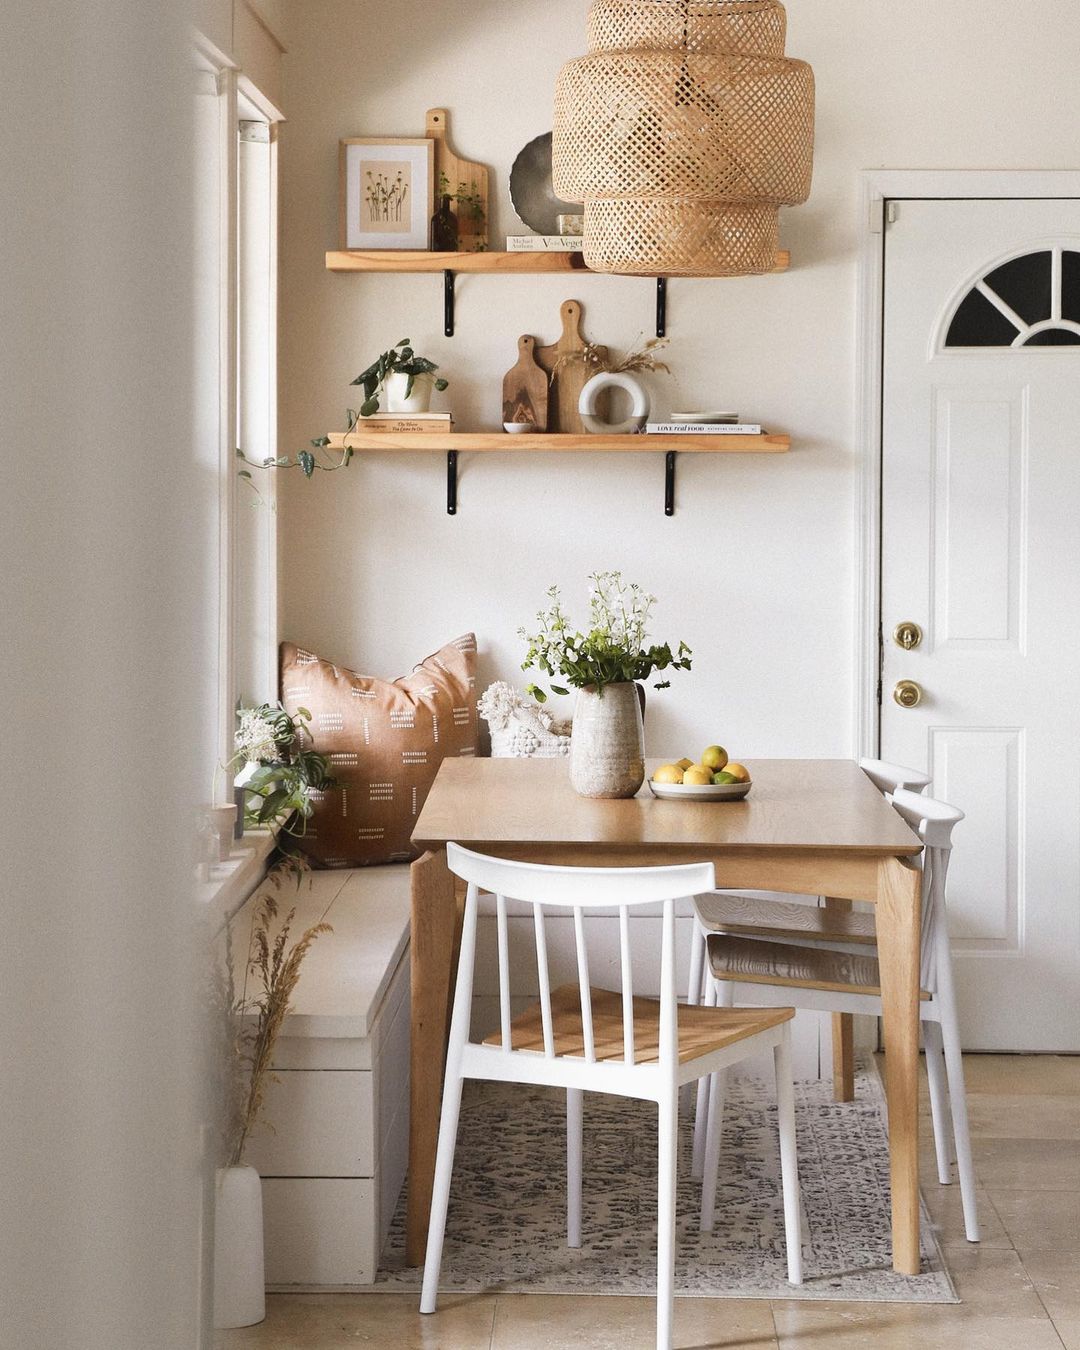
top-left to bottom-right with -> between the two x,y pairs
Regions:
279,635 -> 477,867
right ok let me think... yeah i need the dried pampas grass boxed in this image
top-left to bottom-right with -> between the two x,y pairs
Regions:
226,856 -> 332,1166
551,334 -> 672,382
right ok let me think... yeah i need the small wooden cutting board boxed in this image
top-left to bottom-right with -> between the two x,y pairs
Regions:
502,335 -> 549,430
427,108 -> 489,253
536,299 -> 609,434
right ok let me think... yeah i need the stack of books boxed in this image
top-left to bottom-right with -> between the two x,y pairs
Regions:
356,412 -> 454,435
506,235 -> 583,252
644,421 -> 762,435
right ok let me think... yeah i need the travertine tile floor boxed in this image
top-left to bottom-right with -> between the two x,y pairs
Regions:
217,1054 -> 1080,1350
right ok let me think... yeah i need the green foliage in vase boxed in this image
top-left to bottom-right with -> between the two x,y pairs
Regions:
351,339 -> 450,417
231,703 -> 334,835
518,571 -> 692,701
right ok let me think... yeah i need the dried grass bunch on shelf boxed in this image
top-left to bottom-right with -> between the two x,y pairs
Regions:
551,334 -> 672,384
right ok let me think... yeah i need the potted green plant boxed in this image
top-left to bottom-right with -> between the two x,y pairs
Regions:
518,571 -> 692,799
352,338 -> 449,416
231,703 -> 334,836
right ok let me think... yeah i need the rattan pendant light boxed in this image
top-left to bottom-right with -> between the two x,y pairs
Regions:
552,0 -> 814,276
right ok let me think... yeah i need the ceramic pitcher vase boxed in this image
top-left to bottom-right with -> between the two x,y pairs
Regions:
570,682 -> 645,799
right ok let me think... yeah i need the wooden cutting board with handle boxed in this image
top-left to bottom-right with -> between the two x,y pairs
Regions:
426,108 -> 489,253
502,336 -> 549,430
536,299 -> 609,434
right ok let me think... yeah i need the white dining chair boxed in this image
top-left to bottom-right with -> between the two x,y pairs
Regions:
420,842 -> 804,1350
687,756 -> 931,1176
696,788 -> 979,1243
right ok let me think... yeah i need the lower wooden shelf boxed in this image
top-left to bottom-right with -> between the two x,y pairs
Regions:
329,431 -> 789,454
325,430 -> 790,517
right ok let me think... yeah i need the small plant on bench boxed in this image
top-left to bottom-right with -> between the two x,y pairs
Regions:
232,703 -> 335,838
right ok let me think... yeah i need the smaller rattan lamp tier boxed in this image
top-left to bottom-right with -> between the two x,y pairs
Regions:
553,0 -> 814,276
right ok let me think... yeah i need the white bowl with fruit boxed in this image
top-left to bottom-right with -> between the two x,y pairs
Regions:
648,747 -> 752,801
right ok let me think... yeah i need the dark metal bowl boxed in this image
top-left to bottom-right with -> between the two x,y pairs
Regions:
508,132 -> 584,236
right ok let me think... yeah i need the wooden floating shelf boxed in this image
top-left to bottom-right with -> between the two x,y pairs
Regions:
327,431 -> 790,517
325,250 -> 790,339
324,249 -> 791,275
330,431 -> 789,454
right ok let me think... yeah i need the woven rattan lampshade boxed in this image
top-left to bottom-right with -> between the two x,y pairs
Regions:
553,0 -> 814,276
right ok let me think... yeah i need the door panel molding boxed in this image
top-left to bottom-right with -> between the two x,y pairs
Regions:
853,170 -> 1080,757
929,725 -> 1024,954
930,385 -> 1029,652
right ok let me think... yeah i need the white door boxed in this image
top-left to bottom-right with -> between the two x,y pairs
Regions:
881,197 -> 1080,1052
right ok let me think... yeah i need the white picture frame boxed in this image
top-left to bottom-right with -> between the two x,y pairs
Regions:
339,138 -> 434,251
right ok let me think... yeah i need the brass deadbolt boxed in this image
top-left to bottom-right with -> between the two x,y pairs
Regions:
894,621 -> 923,651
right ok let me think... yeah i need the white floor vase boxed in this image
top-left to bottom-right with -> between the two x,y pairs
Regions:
213,1165 -> 266,1329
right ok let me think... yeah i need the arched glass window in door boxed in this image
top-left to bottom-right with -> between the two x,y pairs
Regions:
944,246 -> 1080,348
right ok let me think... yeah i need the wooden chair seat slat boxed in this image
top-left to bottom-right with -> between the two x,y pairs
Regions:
482,983 -> 794,1064
707,933 -> 931,999
695,892 -> 878,945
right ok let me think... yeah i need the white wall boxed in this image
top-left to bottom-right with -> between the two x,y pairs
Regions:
0,3 -> 209,1347
269,0 -> 1080,756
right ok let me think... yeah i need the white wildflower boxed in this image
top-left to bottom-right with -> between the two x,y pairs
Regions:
234,708 -> 281,764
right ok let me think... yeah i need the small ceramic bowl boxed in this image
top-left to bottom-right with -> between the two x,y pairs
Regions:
504,421 -> 538,434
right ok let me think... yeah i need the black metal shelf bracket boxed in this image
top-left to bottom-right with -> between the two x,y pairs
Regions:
447,449 -> 458,515
444,269 -> 455,337
656,276 -> 667,338
665,450 -> 676,516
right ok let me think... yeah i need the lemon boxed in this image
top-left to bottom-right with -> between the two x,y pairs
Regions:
653,763 -> 685,784
683,765 -> 713,786
701,745 -> 728,771
676,757 -> 694,771
724,762 -> 751,783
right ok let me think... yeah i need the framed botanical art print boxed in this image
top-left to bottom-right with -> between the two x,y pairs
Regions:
340,138 -> 434,250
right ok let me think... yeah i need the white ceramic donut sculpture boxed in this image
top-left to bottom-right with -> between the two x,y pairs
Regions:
578,370 -> 651,434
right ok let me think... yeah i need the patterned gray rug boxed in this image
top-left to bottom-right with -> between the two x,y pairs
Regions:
377,1061 -> 957,1303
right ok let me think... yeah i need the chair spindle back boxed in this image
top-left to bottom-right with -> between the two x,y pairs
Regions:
447,843 -> 715,1072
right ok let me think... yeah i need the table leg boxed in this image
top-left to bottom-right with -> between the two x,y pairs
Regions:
824,897 -> 856,1102
876,855 -> 923,1275
407,848 -> 457,1266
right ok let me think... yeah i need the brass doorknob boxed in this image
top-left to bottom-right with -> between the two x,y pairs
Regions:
894,621 -> 923,650
893,680 -> 923,709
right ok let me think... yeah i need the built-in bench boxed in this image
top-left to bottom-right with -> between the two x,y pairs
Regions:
229,865 -> 411,1288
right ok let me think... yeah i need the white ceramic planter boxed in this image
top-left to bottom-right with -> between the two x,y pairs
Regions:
578,370 -> 651,434
207,803 -> 237,862
569,682 -> 645,799
384,371 -> 433,413
213,1165 -> 266,1329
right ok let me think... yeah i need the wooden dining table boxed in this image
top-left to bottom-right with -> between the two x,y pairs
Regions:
406,756 -> 925,1274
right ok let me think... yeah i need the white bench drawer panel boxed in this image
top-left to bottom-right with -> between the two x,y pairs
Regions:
245,1071 -> 373,1177
263,1178 -> 377,1286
